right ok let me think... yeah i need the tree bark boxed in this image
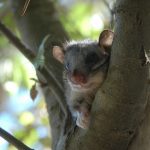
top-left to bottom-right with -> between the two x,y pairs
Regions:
63,0 -> 149,150
9,0 -> 150,150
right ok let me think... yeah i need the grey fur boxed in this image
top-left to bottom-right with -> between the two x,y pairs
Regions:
63,40 -> 110,129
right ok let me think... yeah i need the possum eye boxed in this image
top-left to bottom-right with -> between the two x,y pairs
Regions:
85,52 -> 100,68
65,63 -> 70,71
91,62 -> 102,70
92,57 -> 109,71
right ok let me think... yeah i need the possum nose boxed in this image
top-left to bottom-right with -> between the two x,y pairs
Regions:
71,70 -> 87,84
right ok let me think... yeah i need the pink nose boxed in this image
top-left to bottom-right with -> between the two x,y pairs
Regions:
70,74 -> 87,84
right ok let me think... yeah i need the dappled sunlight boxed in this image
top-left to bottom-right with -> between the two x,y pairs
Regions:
4,81 -> 19,95
90,14 -> 104,30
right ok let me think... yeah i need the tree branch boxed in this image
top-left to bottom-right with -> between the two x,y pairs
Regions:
0,21 -> 35,62
0,19 -> 73,148
0,21 -> 69,116
0,127 -> 34,150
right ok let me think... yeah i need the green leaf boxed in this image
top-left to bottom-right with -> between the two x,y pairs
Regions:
33,35 -> 50,69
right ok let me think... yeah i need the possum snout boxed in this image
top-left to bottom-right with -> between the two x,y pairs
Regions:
70,71 -> 87,85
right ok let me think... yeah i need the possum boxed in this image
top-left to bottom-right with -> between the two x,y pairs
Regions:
52,30 -> 114,129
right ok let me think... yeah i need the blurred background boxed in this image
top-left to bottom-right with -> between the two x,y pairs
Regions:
0,0 -> 114,149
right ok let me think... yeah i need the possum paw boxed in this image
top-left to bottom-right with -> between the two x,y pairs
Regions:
76,111 -> 90,129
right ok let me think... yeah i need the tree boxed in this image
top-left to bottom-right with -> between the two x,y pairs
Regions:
0,0 -> 149,150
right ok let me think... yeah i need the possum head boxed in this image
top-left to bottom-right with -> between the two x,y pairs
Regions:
53,30 -> 114,91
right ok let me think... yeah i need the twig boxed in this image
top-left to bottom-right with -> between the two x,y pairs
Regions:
103,0 -> 114,14
0,21 -> 35,62
0,127 -> 34,150
103,0 -> 115,28
21,0 -> 31,16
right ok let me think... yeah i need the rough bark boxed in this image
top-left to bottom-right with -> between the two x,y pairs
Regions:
9,0 -> 150,150
63,0 -> 149,150
127,0 -> 150,149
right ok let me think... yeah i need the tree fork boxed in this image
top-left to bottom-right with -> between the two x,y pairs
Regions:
62,0 -> 149,149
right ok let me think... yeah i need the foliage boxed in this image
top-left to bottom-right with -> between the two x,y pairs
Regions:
58,1 -> 111,39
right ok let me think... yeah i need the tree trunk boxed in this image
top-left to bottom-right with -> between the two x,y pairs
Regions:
9,0 -> 150,150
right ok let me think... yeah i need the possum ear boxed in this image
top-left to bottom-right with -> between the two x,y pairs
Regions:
52,46 -> 64,63
98,30 -> 114,54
